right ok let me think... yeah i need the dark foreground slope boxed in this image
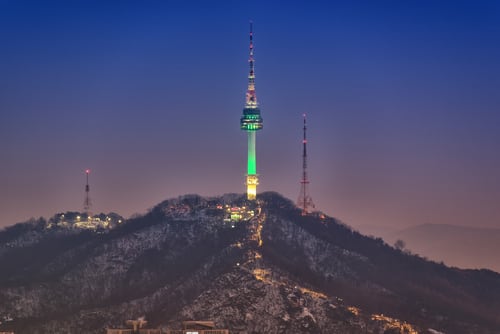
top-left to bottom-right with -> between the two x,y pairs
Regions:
0,192 -> 499,334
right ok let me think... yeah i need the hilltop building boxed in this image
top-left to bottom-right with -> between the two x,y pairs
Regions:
166,321 -> 228,334
46,212 -> 124,231
106,320 -> 228,334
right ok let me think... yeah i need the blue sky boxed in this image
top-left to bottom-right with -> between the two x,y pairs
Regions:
1,0 -> 499,229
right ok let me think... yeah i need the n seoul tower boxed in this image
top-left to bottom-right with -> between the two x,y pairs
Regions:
240,22 -> 263,200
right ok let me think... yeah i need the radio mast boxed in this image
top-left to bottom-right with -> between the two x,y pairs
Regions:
297,114 -> 315,215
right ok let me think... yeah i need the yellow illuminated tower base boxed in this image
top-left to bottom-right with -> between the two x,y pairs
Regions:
246,176 -> 258,200
245,131 -> 259,200
240,23 -> 263,200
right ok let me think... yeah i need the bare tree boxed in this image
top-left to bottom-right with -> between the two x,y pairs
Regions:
394,239 -> 406,251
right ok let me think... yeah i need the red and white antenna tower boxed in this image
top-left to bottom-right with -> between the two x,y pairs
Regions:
83,169 -> 92,214
297,114 -> 315,215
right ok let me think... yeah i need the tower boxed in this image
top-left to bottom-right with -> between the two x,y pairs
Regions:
240,22 -> 263,200
297,114 -> 315,215
83,169 -> 92,214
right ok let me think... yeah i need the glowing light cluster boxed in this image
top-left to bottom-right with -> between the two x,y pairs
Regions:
371,314 -> 419,334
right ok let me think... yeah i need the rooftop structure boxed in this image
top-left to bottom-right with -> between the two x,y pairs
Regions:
107,330 -> 160,334
166,321 -> 229,334
106,320 -> 228,334
107,318 -> 160,334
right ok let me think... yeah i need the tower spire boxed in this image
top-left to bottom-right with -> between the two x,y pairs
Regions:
297,114 -> 315,214
246,21 -> 257,108
83,169 -> 92,214
240,22 -> 263,200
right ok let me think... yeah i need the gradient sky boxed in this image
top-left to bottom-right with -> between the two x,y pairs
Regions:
1,0 -> 499,230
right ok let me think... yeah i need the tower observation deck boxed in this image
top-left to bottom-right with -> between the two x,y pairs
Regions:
240,22 -> 263,200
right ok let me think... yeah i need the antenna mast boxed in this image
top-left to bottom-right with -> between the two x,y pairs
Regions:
297,114 -> 315,215
83,169 -> 92,214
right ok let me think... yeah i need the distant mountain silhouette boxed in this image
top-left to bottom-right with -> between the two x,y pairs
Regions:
0,193 -> 499,334
356,223 -> 500,273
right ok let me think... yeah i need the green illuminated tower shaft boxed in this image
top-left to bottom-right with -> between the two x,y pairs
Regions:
240,22 -> 263,200
247,131 -> 256,175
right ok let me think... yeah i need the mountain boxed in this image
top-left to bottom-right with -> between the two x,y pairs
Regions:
355,223 -> 500,273
0,192 -> 499,334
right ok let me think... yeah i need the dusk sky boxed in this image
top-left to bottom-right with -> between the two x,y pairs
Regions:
1,0 -> 499,230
